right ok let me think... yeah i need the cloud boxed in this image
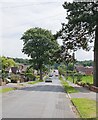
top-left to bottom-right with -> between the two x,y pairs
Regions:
2,37 -> 28,58
0,0 -> 93,60
76,49 -> 93,61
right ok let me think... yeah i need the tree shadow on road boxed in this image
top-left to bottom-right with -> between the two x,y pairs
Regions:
18,84 -> 94,93
19,84 -> 66,93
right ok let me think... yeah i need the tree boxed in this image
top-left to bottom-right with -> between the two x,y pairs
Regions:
1,56 -> 16,70
56,1 -> 98,86
13,58 -> 30,65
76,60 -> 93,67
58,64 -> 66,75
0,56 -> 17,82
21,27 -> 59,80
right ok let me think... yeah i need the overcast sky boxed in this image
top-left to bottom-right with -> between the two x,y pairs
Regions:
0,0 -> 93,61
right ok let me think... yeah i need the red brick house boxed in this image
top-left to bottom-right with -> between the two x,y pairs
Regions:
76,66 -> 93,75
85,67 -> 93,75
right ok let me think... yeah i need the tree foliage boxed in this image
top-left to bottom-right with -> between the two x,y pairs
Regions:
0,56 -> 17,81
55,1 -> 98,86
13,58 -> 30,65
0,56 -> 17,70
21,27 -> 59,80
76,60 -> 93,67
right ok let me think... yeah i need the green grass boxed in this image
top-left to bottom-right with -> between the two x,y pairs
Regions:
0,87 -> 16,93
28,80 -> 43,84
28,81 -> 39,84
82,75 -> 93,84
71,98 -> 97,118
59,76 -> 79,93
67,75 -> 93,84
67,76 -> 77,83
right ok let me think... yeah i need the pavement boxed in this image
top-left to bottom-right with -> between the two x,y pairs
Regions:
1,76 -> 77,118
0,82 -> 29,89
66,80 -> 97,102
61,75 -> 97,101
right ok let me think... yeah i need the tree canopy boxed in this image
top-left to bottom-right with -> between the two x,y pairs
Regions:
55,1 -> 98,86
0,56 -> 17,70
21,27 -> 59,80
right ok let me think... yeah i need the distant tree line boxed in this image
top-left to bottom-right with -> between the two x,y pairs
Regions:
12,58 -> 30,65
76,60 -> 93,67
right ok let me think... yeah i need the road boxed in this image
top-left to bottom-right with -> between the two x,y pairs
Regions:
2,76 -> 76,118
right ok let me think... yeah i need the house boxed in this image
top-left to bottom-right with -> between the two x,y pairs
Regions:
76,66 -> 85,75
6,64 -> 28,74
85,66 -> 93,75
11,67 -> 19,74
76,66 -> 93,75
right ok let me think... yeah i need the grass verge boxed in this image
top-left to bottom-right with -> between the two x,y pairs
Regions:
59,76 -> 79,93
71,98 -> 97,118
0,87 -> 16,93
28,80 -> 43,84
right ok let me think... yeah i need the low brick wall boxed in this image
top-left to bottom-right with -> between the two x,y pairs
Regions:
89,86 -> 98,93
76,82 -> 98,93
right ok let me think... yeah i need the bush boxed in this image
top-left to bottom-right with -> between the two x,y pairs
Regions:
36,75 -> 40,80
76,73 -> 83,82
10,74 -> 20,83
39,79 -> 43,82
25,73 -> 36,81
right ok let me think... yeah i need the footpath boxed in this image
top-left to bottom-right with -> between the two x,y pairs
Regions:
67,80 -> 97,102
62,77 -> 98,118
0,82 -> 33,91
61,75 -> 97,102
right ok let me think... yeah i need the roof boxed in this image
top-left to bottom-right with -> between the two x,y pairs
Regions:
76,66 -> 93,74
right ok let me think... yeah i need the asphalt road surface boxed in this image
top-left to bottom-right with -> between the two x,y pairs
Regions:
2,76 -> 76,118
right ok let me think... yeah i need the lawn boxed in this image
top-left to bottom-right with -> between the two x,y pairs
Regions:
67,75 -> 93,84
82,75 -> 93,84
67,76 -> 77,83
59,76 -> 79,93
28,80 -> 43,84
0,87 -> 16,93
71,98 -> 97,118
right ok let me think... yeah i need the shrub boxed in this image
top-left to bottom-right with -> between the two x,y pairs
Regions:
76,73 -> 83,82
10,74 -> 20,83
39,79 -> 43,82
25,73 -> 36,81
36,75 -> 40,80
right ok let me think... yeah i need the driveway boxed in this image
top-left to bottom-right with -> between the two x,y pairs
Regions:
2,76 -> 76,118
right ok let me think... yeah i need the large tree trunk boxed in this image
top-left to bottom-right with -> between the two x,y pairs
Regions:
39,68 -> 43,80
94,25 -> 98,87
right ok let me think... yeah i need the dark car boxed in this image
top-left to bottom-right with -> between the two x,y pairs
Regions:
49,74 -> 53,77
45,78 -> 52,82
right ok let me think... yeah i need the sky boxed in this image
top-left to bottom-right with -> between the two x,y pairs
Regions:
0,0 -> 94,61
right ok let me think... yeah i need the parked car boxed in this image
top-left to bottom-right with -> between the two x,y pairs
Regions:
45,77 -> 52,82
49,74 -> 53,77
54,70 -> 59,76
55,74 -> 58,77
